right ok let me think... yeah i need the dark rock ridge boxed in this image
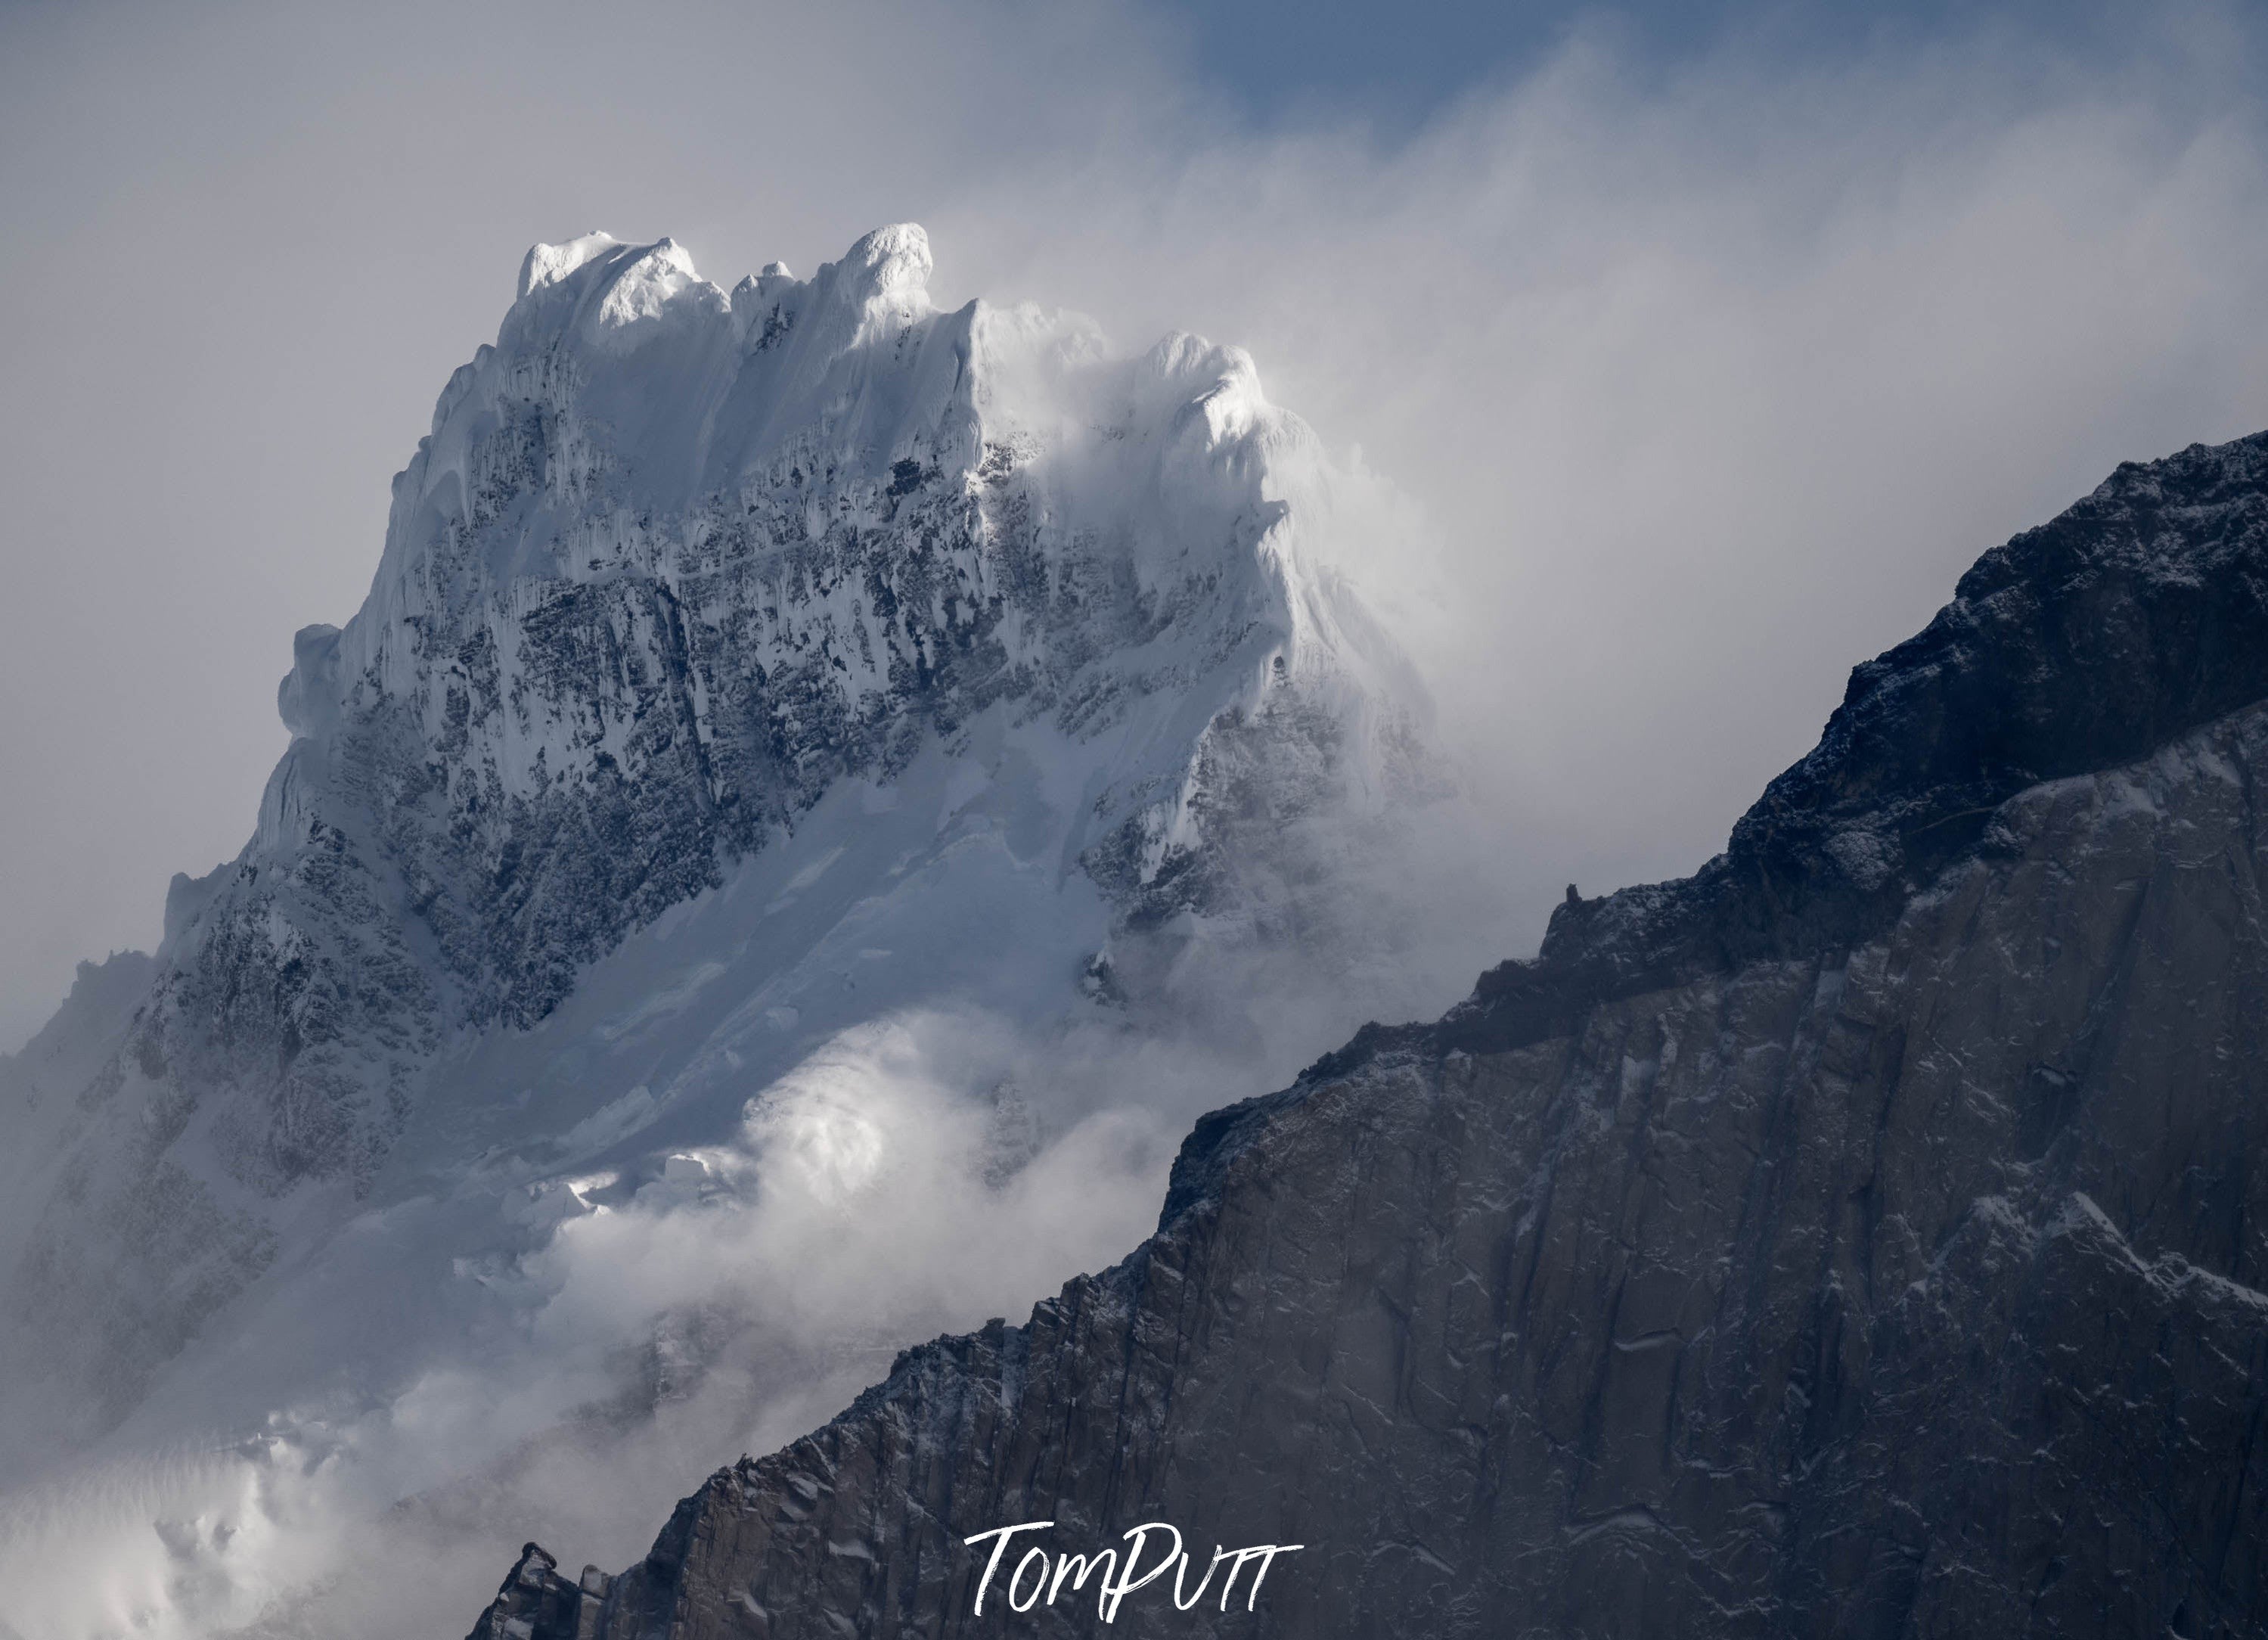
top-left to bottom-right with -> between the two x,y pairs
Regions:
470,433 -> 2268,1638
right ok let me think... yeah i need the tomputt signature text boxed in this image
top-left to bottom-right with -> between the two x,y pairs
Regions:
963,1520 -> 1303,1623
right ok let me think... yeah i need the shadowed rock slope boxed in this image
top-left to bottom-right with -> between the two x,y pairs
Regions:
471,434 -> 2268,1637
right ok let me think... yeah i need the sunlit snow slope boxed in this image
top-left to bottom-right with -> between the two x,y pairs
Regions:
0,226 -> 1477,1638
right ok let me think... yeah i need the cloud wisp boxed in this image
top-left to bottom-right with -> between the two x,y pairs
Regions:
5,4 -> 2268,1635
935,4 -> 2268,926
5,2 -> 2268,1037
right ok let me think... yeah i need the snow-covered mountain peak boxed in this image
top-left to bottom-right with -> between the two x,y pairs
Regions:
299,226 -> 1380,813
813,219 -> 934,319
516,229 -> 625,299
0,225 -> 1465,1637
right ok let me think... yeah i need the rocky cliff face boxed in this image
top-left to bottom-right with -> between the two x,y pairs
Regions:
472,433 -> 2268,1638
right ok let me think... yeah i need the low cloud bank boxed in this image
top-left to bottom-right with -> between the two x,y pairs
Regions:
0,1011 -> 1194,1637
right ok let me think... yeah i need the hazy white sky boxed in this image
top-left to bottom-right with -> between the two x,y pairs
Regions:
5,0 -> 2268,1051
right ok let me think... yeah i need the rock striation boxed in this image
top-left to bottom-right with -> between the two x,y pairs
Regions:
471,433 -> 2268,1638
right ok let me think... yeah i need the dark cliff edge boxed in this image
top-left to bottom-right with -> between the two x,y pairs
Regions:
1184,431 -> 2268,1235
1328,430 -> 2268,1070
469,433 -> 2268,1638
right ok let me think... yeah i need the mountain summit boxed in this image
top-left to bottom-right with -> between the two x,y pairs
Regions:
0,227 -> 1454,1635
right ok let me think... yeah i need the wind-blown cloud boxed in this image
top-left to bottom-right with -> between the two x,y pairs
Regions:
8,3 -> 2267,1045
0,1005 -> 1264,1638
934,3 -> 2268,921
5,4 -> 2268,1635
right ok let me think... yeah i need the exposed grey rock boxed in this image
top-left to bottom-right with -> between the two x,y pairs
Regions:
470,433 -> 2268,1638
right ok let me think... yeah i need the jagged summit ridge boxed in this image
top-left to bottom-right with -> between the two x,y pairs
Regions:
278,219 -> 1401,1039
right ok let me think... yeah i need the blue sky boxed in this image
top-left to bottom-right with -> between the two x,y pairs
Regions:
1155,0 -> 2103,123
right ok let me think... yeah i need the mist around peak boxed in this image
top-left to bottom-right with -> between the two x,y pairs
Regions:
0,223 -> 1513,1639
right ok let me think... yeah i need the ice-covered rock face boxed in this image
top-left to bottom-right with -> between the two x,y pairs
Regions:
306,222 -> 1393,1037
0,225 -> 1432,1467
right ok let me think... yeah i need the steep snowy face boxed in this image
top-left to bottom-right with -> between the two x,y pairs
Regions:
0,228 -> 1435,1498
290,223 -> 1374,1026
277,224 -> 1395,1066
